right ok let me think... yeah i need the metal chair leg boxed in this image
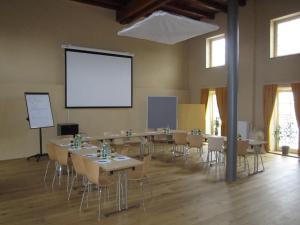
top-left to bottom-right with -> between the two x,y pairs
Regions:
43,160 -> 51,182
86,183 -> 90,208
80,183 -> 88,213
245,156 -> 250,175
98,186 -> 102,220
140,181 -> 145,211
67,166 -> 70,192
259,153 -> 265,171
68,174 -> 77,200
51,163 -> 57,189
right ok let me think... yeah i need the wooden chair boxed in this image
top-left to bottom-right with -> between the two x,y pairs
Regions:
44,143 -> 57,183
187,134 -> 204,159
128,155 -> 152,209
68,153 -> 86,200
54,146 -> 71,191
120,145 -> 129,156
237,140 -> 250,174
80,158 -> 114,219
207,136 -> 225,165
172,133 -> 188,160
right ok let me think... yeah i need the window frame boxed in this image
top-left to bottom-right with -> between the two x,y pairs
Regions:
270,12 -> 300,58
270,86 -> 299,153
206,34 -> 226,68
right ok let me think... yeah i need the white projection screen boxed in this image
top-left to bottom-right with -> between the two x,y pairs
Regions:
65,49 -> 133,108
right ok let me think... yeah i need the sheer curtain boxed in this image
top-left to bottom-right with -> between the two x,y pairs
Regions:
263,84 -> 278,151
291,83 -> 300,156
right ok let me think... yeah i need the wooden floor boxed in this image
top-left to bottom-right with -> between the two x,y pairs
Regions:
0,146 -> 300,225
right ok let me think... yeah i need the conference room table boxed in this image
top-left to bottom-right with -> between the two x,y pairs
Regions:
51,138 -> 143,213
93,130 -> 185,158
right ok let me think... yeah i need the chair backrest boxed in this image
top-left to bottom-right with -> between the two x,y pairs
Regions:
71,153 -> 86,176
83,157 -> 100,185
120,146 -> 129,155
87,139 -> 98,146
173,133 -> 188,145
207,136 -> 224,151
187,135 -> 203,148
47,143 -> 57,161
55,146 -> 69,166
142,155 -> 151,177
237,140 -> 249,156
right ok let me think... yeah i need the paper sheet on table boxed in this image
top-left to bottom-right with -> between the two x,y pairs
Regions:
68,147 -> 81,151
96,159 -> 111,164
60,143 -> 71,147
82,145 -> 97,149
113,156 -> 130,161
84,153 -> 97,157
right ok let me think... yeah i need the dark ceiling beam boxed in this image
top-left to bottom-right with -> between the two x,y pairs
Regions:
195,0 -> 227,13
72,0 -> 123,10
117,0 -> 172,24
167,1 -> 215,19
238,0 -> 247,6
161,5 -> 204,21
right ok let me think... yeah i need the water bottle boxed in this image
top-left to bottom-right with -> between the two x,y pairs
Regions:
106,144 -> 111,158
102,143 -> 106,159
74,134 -> 81,148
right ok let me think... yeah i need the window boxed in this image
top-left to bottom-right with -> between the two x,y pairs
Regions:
270,87 -> 299,153
206,34 -> 225,68
205,90 -> 222,135
270,12 -> 300,57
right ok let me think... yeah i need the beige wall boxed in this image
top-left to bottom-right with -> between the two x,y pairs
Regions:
0,0 -> 189,160
187,0 -> 300,131
254,0 -> 300,130
1,0 -> 299,160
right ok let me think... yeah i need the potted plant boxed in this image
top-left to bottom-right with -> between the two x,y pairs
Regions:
214,117 -> 220,135
274,122 -> 297,156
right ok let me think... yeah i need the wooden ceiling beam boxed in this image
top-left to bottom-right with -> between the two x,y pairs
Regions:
117,0 -> 172,24
238,0 -> 247,6
196,0 -> 227,13
71,0 -> 123,10
161,5 -> 205,21
166,1 -> 215,19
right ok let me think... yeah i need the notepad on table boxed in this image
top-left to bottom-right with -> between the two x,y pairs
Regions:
60,143 -> 71,147
96,159 -> 111,164
113,156 -> 130,161
84,153 -> 97,157
82,145 -> 97,150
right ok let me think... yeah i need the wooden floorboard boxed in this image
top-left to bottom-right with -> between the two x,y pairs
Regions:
0,146 -> 300,225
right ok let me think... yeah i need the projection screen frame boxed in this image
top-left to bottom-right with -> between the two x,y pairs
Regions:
65,48 -> 133,109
